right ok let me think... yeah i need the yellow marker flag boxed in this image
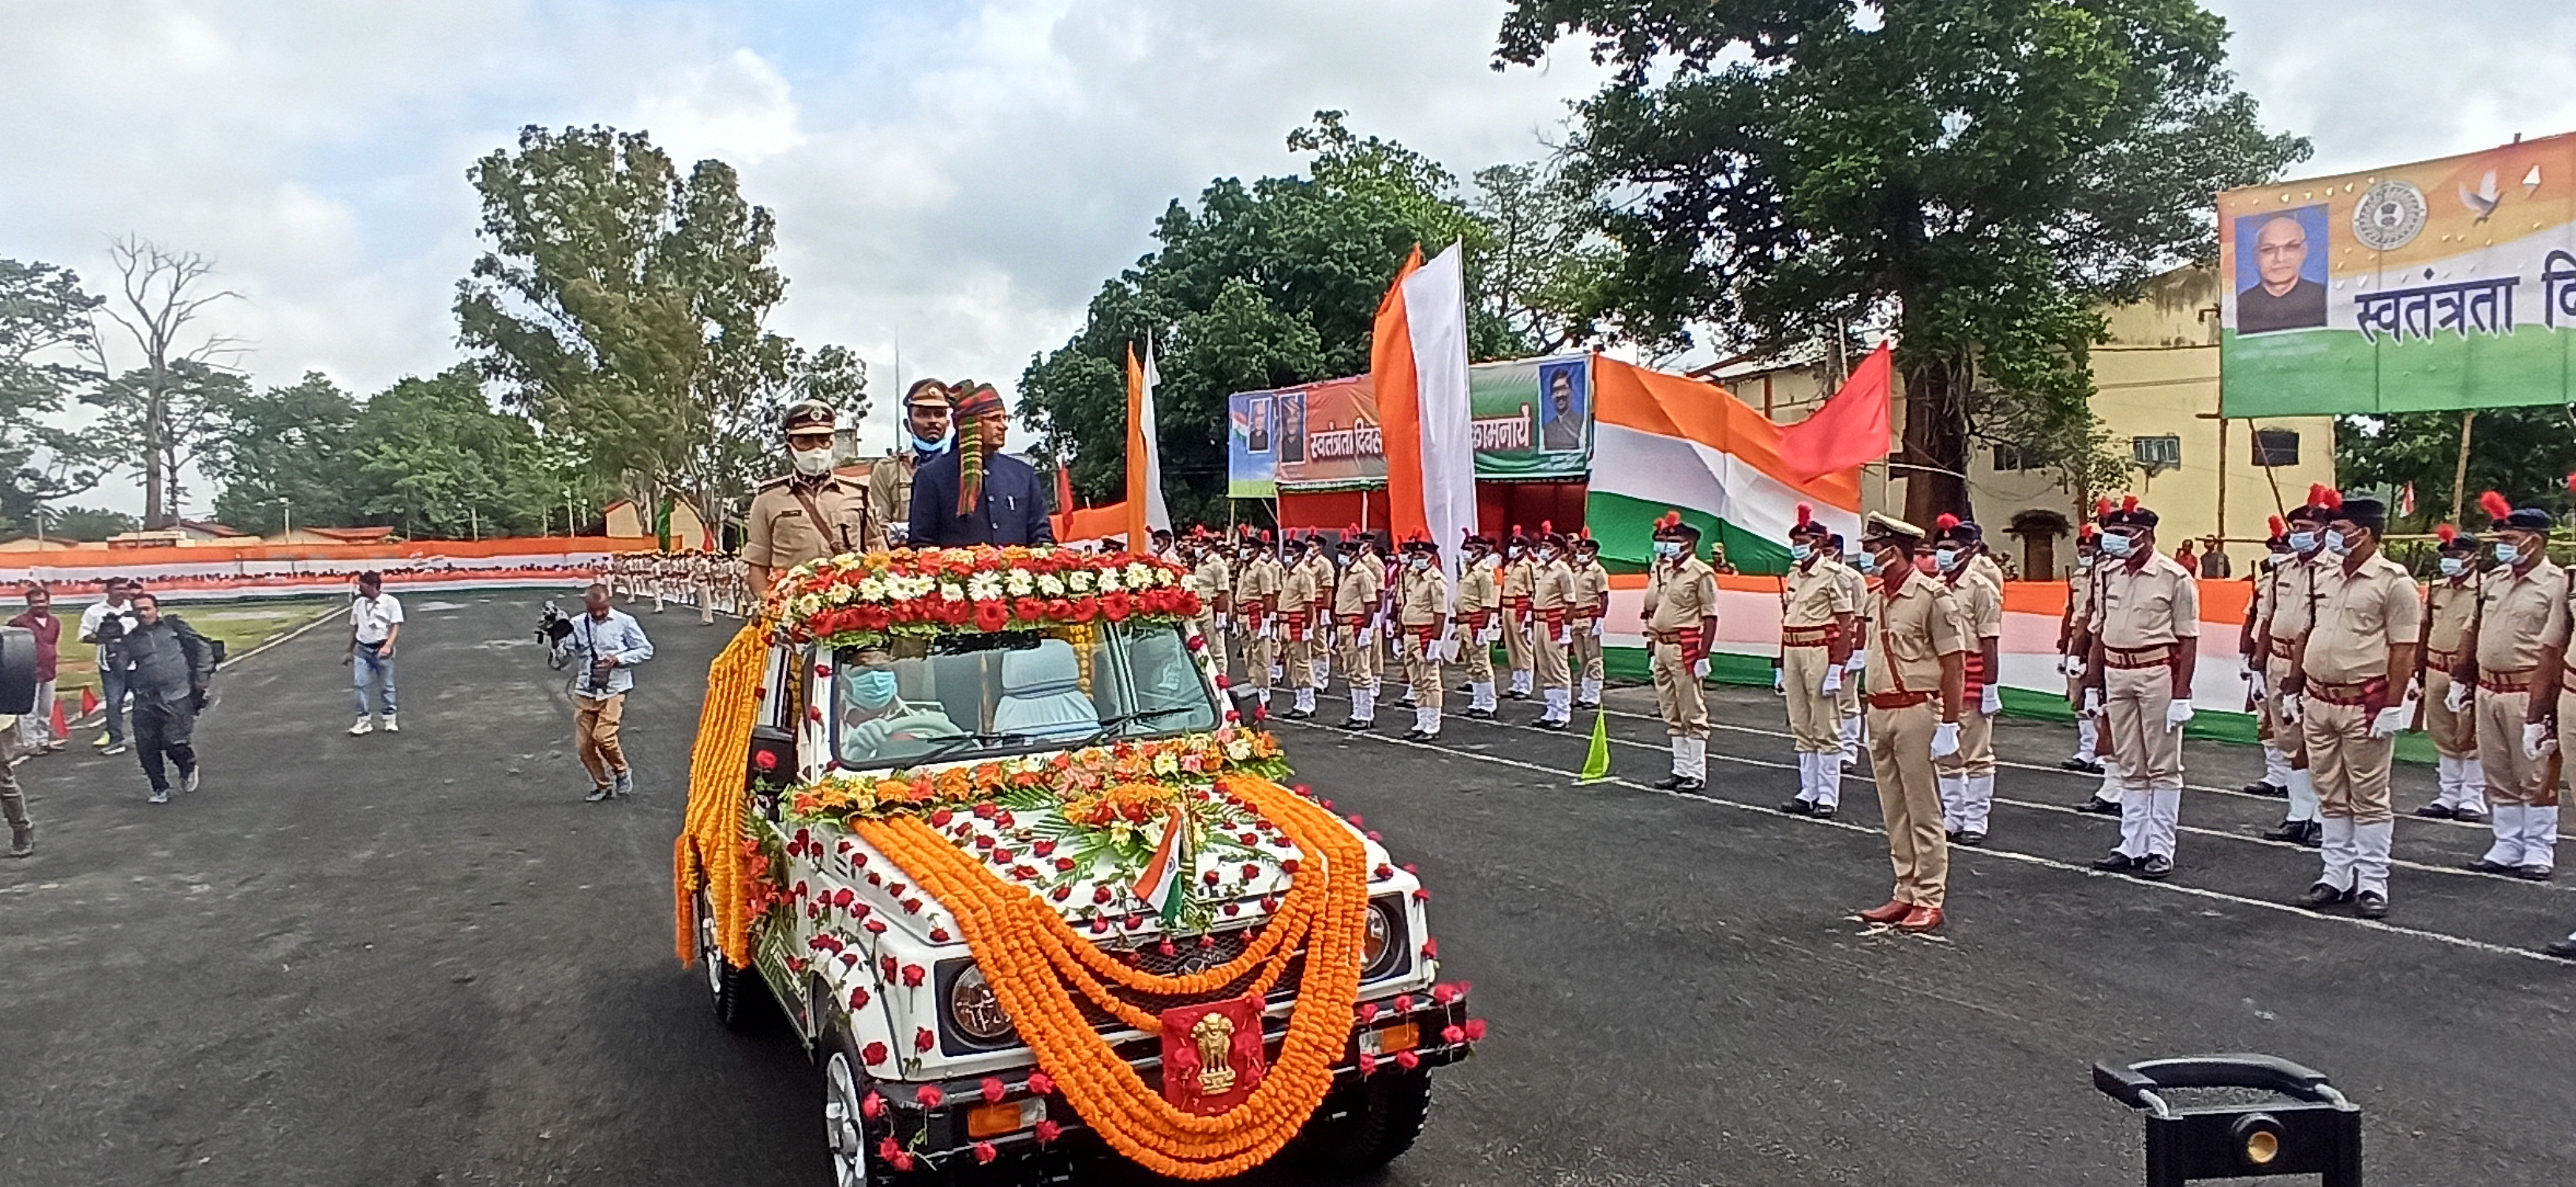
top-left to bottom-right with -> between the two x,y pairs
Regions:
1575,706 -> 1611,784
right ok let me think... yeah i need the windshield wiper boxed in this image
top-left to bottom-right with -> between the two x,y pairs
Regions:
907,731 -> 1046,763
1081,706 -> 1204,743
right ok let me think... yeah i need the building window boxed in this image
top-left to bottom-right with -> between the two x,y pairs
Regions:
1993,444 -> 2034,472
2252,429 -> 2300,467
2132,434 -> 2182,472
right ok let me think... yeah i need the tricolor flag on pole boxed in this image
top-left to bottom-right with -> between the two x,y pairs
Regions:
1125,339 -> 1172,549
1586,356 -> 1865,572
1372,242 -> 1476,590
1131,803 -> 1191,923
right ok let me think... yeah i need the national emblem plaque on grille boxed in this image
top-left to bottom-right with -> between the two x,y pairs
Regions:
1158,995 -> 1267,1115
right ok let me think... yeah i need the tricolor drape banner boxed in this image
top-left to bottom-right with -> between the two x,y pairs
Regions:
1125,341 -> 1171,548
1585,357 -> 1864,572
1372,242 -> 1476,591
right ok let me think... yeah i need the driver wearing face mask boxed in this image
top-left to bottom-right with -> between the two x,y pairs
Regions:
745,400 -> 875,599
837,650 -> 965,764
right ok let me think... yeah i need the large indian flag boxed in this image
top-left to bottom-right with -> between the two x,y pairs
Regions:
1585,357 -> 1865,574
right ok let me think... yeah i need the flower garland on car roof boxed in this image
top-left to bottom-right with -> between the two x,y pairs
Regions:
770,545 -> 1203,649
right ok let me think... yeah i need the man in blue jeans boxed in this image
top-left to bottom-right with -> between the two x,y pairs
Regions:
78,578 -> 139,755
345,572 -> 403,735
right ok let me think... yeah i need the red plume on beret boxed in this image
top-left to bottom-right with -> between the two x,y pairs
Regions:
2479,490 -> 2512,520
1345,522 -> 1361,537
2078,523 -> 2098,541
1539,519 -> 1553,535
2436,523 -> 2458,544
2267,515 -> 2286,537
2306,483 -> 2328,508
2094,496 -> 2114,519
2317,487 -> 2342,511
2565,472 -> 2576,494
2121,495 -> 2139,514
1795,502 -> 1814,528
1655,510 -> 1683,530
1935,513 -> 1960,531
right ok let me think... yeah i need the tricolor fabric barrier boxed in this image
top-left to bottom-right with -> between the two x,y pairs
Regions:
0,536 -> 657,602
1588,573 -> 2430,761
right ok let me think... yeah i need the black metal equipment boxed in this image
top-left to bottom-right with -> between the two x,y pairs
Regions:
534,601 -> 576,670
0,626 -> 35,716
2094,1054 -> 2362,1186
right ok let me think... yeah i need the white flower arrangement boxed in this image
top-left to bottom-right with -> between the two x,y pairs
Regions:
1036,573 -> 1065,597
1005,569 -> 1035,597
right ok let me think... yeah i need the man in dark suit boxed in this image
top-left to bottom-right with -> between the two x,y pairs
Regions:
1539,369 -> 1586,452
2237,212 -> 2328,334
908,382 -> 1056,548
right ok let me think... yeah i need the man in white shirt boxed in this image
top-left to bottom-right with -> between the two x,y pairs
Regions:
78,578 -> 140,755
344,572 -> 404,735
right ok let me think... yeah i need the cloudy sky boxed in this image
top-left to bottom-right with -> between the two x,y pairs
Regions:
8,0 -> 2576,515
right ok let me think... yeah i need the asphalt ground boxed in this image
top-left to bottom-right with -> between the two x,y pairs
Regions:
4,596 -> 2571,1186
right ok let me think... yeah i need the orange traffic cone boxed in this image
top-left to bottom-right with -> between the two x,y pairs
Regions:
80,687 -> 99,718
49,695 -> 69,740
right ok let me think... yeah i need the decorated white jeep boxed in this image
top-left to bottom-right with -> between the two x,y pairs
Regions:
675,545 -> 1479,1182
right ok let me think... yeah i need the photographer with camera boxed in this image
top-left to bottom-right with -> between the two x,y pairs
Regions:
570,583 -> 653,803
121,592 -> 215,805
78,578 -> 140,755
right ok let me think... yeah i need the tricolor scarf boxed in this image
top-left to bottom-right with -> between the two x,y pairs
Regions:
953,383 -> 1005,517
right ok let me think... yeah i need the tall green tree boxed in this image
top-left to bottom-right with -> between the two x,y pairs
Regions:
1020,112 -> 1539,524
83,358 -> 247,524
199,371 -> 363,534
2337,408 -> 2576,527
455,125 -> 860,532
0,258 -> 107,534
1496,0 -> 2308,522
346,365 -> 583,539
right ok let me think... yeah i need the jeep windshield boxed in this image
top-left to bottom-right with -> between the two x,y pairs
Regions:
830,621 -> 1220,769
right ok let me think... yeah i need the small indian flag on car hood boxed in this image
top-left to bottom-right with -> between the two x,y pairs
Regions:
1131,803 -> 1191,923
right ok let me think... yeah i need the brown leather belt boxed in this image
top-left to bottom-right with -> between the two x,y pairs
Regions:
1781,625 -> 1838,648
2267,638 -> 2295,660
1868,691 -> 1934,710
2482,670 -> 2536,694
2424,649 -> 2458,670
2104,644 -> 2175,670
2307,680 -> 2381,707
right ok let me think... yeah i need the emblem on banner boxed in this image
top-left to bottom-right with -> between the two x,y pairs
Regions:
1158,996 -> 1267,1115
2353,178 -> 2428,251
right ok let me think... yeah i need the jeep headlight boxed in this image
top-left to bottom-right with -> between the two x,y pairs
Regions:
1361,897 -> 1407,980
947,964 -> 1016,1045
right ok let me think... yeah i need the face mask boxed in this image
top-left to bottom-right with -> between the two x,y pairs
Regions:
1537,548 -> 1555,562
2074,555 -> 2094,571
2323,529 -> 2353,556
2100,532 -> 2136,559
2286,530 -> 2316,555
2439,556 -> 2469,578
1847,553 -> 1870,572
1934,547 -> 1962,572
2495,542 -> 2522,567
790,444 -> 836,477
849,668 -> 897,709
1653,541 -> 1680,559
910,429 -> 951,455
1409,556 -> 1428,570
1790,544 -> 1813,562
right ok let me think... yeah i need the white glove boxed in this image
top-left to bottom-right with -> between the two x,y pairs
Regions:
2245,667 -> 2266,702
1358,627 -> 1376,648
2524,721 -> 2554,759
2063,657 -> 2085,680
1216,612 -> 1230,631
1821,665 -> 1843,695
1589,619 -> 1604,638
1692,657 -> 1710,679
1555,627 -> 1571,646
2082,687 -> 2103,717
1772,668 -> 1787,695
1979,685 -> 2001,717
1479,626 -> 1500,646
1439,637 -> 1460,663
2279,692 -> 2301,724
2444,680 -> 2472,714
2165,698 -> 2195,732
2370,703 -> 2410,739
1845,649 -> 1867,673
1930,721 -> 1961,758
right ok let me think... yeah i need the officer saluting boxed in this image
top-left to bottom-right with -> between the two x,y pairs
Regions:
1643,513 -> 1719,792
2454,492 -> 2563,880
1852,512 -> 1966,934
2284,495 -> 2418,919
2084,496 -> 2200,881
743,399 -> 874,599
2417,525 -> 2486,821
1777,505 -> 1856,818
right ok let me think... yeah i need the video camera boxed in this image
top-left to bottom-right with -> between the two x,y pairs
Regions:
0,626 -> 36,716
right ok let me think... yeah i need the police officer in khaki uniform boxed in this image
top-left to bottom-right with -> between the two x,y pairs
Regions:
2284,495 -> 2418,919
2454,493 -> 2564,879
1186,532 -> 1234,680
1778,508 -> 1856,817
2237,517 -> 2292,797
1298,534 -> 1338,689
1569,534 -> 1610,710
1452,534 -> 1501,717
1334,530 -> 1386,730
743,400 -> 873,599
1832,531 -> 1869,768
1852,512 -> 1966,934
1643,513 -> 1719,791
1234,534 -> 1285,710
1529,528 -> 1578,728
1500,530 -> 1537,700
2419,526 -> 2486,821
1932,515 -> 2004,844
1395,535 -> 1453,740
2256,495 -> 2332,846
1277,536 -> 1324,720
2084,496 -> 2200,881
2065,526 -> 2121,813
868,380 -> 953,548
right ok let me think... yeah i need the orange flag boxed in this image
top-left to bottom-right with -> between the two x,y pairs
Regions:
1777,342 -> 1893,482
1372,246 -> 1428,541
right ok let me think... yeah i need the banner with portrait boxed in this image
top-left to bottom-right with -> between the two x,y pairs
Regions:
2219,133 -> 2576,417
1226,354 -> 1593,496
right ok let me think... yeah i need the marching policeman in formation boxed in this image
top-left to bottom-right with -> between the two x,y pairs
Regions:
1777,506 -> 1856,818
2063,526 -> 2116,809
1453,533 -> 1501,718
2084,496 -> 2199,881
2418,525 -> 2487,821
1852,512 -> 1965,934
1300,534 -> 1337,689
2282,494 -> 2417,918
1643,513 -> 1719,791
1529,526 -> 1578,729
869,380 -> 953,548
744,400 -> 873,598
1830,530 -> 1868,768
1395,535 -> 1453,740
2455,492 -> 2562,881
1235,532 -> 1284,711
2237,515 -> 2293,799
1500,530 -> 1537,700
1570,533 -> 1610,710
1276,535 -> 1323,720
1335,529 -> 1386,730
1933,515 -> 2005,845
2255,492 -> 2333,845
